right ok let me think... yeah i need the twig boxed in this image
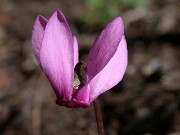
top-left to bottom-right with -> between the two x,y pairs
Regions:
32,72 -> 44,135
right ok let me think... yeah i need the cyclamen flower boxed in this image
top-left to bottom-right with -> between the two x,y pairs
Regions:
32,9 -> 128,108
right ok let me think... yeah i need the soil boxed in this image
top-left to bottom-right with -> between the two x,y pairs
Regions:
0,0 -> 179,135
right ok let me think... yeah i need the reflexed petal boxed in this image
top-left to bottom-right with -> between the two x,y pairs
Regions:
89,36 -> 128,102
32,15 -> 47,64
73,36 -> 79,67
40,9 -> 74,100
87,17 -> 124,81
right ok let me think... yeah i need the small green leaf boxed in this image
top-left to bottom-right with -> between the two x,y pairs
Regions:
88,0 -> 104,7
120,0 -> 146,7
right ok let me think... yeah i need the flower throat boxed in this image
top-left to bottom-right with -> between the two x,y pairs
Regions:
74,61 -> 87,89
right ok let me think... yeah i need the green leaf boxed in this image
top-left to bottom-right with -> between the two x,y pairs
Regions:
88,0 -> 104,7
119,0 -> 146,7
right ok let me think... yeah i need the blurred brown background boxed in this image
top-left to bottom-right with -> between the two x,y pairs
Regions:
0,0 -> 180,135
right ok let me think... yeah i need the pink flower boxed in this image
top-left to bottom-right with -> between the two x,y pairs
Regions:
32,9 -> 128,108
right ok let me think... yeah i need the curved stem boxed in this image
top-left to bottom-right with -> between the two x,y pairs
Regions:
93,99 -> 105,135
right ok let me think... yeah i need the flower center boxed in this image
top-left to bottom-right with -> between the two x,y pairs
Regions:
73,61 -> 87,89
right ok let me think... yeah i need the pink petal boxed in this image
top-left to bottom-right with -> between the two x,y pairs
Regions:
89,36 -> 128,102
73,36 -> 79,67
72,84 -> 90,108
40,9 -> 74,100
87,17 -> 124,81
32,15 -> 47,64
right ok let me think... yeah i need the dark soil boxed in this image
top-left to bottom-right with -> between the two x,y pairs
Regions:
0,0 -> 179,135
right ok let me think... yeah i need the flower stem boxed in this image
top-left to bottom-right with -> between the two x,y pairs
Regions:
93,99 -> 105,135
